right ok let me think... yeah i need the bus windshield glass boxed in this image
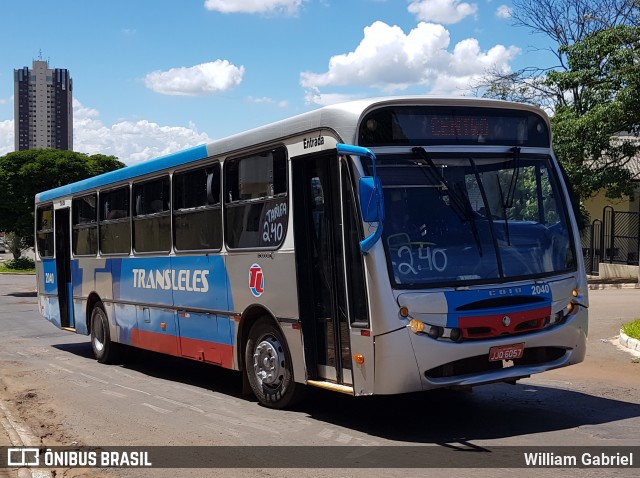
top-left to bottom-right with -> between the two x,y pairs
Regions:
368,153 -> 577,288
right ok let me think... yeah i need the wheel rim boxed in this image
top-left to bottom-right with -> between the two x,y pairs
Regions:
252,335 -> 284,388
93,315 -> 105,352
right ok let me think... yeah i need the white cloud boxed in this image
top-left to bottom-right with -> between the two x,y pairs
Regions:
204,0 -> 305,15
145,60 -> 244,96
247,96 -> 289,108
408,0 -> 478,24
300,21 -> 519,101
303,88 -> 363,106
73,100 -> 211,165
0,102 -> 211,164
0,119 -> 14,155
496,5 -> 512,19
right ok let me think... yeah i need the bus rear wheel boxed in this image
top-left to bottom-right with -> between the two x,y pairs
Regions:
245,319 -> 301,409
90,303 -> 122,364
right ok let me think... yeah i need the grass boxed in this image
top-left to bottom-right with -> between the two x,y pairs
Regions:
622,319 -> 640,341
0,264 -> 35,274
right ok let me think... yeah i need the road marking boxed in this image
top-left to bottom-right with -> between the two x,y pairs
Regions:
318,428 -> 333,439
48,363 -> 73,374
101,390 -> 127,398
68,379 -> 91,388
205,412 -> 280,434
202,422 -> 242,438
113,383 -> 151,396
141,403 -> 171,414
154,395 -> 205,414
110,368 -> 145,380
79,373 -> 109,385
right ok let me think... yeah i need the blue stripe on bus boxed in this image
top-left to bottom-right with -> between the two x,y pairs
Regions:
36,144 -> 209,202
443,285 -> 553,328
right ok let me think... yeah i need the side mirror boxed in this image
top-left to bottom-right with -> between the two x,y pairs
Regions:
336,143 -> 384,254
359,176 -> 383,223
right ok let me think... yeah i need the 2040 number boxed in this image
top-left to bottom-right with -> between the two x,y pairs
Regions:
531,284 -> 550,295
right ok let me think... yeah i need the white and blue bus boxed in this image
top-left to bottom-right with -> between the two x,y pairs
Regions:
35,97 -> 588,408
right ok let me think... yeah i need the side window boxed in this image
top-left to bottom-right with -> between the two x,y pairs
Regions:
173,163 -> 222,251
224,147 -> 288,249
133,177 -> 171,253
36,204 -> 54,258
100,186 -> 131,254
72,194 -> 98,256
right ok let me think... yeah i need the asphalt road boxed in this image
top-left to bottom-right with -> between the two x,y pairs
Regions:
0,273 -> 639,478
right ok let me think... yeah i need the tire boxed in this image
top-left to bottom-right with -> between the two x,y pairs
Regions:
245,319 -> 302,409
90,303 -> 122,364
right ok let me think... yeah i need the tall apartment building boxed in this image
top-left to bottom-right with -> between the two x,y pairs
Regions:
14,60 -> 73,151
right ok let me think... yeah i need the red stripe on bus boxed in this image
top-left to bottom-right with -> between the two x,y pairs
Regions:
131,329 -> 180,356
130,330 -> 234,368
458,306 -> 552,339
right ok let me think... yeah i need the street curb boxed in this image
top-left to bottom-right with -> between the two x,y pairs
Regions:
0,400 -> 52,478
620,330 -> 640,353
588,282 -> 640,290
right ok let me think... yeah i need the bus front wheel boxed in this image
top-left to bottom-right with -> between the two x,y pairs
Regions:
245,319 -> 301,409
90,303 -> 121,364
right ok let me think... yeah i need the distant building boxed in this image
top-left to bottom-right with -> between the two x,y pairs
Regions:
14,59 -> 73,151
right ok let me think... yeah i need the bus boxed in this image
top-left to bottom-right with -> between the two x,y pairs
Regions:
35,97 -> 588,408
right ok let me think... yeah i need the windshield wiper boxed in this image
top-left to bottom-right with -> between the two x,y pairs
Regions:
496,174 -> 512,246
505,147 -> 521,208
411,147 -> 468,222
412,147 -> 483,256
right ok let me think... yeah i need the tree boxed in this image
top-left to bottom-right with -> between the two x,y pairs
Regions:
0,150 -> 125,246
474,0 -> 640,207
547,24 -> 640,201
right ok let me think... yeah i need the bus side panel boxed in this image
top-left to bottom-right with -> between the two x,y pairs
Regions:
70,257 -> 112,335
115,257 -> 174,351
225,250 -> 306,383
171,255 -> 234,368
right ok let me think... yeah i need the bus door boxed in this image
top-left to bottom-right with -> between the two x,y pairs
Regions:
54,207 -> 74,329
292,151 -> 353,385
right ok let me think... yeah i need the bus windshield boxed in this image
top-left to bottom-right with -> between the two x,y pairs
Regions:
370,152 -> 577,288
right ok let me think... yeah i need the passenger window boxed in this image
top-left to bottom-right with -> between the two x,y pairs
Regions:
173,163 -> 222,251
224,148 -> 288,249
133,177 -> 171,253
36,205 -> 54,258
99,186 -> 131,254
72,194 -> 98,255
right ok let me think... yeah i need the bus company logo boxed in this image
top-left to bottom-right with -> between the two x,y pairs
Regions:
132,269 -> 210,293
249,263 -> 265,297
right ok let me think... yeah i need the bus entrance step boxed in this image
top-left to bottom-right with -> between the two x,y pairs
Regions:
306,380 -> 354,395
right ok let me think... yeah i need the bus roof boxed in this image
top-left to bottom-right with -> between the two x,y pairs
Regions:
36,96 -> 549,203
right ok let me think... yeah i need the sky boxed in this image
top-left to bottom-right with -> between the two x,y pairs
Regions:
0,0 -> 556,165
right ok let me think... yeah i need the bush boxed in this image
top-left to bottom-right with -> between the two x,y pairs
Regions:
622,320 -> 640,341
4,256 -> 35,270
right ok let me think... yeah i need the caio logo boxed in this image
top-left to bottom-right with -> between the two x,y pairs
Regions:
249,263 -> 264,297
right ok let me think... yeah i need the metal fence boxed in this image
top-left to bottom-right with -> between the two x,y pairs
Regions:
581,206 -> 640,275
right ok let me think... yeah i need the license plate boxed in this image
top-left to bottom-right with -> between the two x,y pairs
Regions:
489,343 -> 525,362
